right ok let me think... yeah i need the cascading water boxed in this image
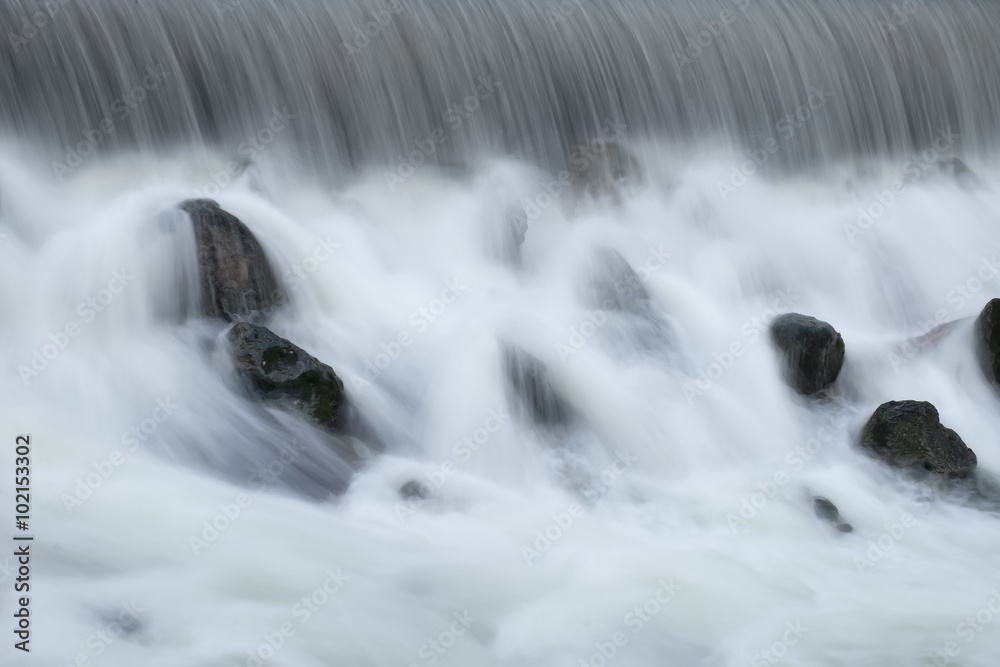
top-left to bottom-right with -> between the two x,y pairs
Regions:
2,0 -> 1000,666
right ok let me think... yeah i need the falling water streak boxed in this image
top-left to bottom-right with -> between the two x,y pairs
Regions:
0,0 -> 999,178
2,1 -> 1000,666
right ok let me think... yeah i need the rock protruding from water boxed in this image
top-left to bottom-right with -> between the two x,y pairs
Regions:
227,322 -> 345,433
181,199 -> 285,321
859,401 -> 977,477
813,497 -> 853,532
975,299 -> 1000,386
770,313 -> 845,395
502,346 -> 572,428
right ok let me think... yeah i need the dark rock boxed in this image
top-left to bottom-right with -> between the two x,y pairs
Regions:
770,313 -> 845,395
181,199 -> 285,321
975,299 -> 1000,386
227,322 -> 345,433
502,345 -> 573,428
813,497 -> 853,532
859,401 -> 977,477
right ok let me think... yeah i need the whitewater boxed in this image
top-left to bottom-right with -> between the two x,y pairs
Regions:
1,0 -> 1000,666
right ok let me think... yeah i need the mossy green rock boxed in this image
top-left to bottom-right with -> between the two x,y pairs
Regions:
227,322 -> 344,431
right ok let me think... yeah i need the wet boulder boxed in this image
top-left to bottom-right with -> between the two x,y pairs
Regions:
181,199 -> 285,321
859,401 -> 977,477
770,314 -> 845,395
975,299 -> 1000,386
227,322 -> 345,433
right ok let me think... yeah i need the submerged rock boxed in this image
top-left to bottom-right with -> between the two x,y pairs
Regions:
588,247 -> 652,315
859,401 -> 977,477
975,299 -> 1000,386
567,138 -> 642,203
813,497 -> 853,532
582,247 -> 678,361
502,345 -> 573,428
770,313 -> 845,395
906,156 -> 980,189
399,479 -> 430,500
181,198 -> 285,321
484,207 -> 526,268
886,319 -> 964,372
227,322 -> 345,433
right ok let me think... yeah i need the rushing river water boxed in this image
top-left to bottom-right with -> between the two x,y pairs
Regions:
2,0 -> 1000,666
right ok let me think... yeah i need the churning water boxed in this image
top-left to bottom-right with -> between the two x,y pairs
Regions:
2,0 -> 1000,665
